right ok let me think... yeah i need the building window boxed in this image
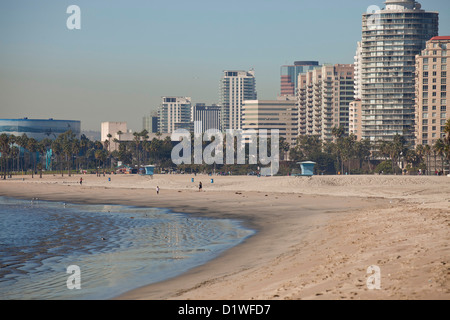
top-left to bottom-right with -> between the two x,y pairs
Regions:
442,65 -> 447,71
423,119 -> 428,125
423,106 -> 428,112
442,71 -> 447,78
423,85 -> 428,91
423,65 -> 428,71
442,58 -> 447,64
442,78 -> 447,84
424,72 -> 429,78
441,113 -> 447,119
432,106 -> 437,111
422,126 -> 428,132
441,106 -> 447,112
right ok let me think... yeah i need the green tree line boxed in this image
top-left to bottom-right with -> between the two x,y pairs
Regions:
1,120 -> 449,178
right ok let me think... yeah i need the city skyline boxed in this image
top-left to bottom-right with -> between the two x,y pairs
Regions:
1,0 -> 450,131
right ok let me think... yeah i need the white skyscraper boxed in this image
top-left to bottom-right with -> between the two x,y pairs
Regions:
158,97 -> 192,134
220,70 -> 257,131
360,0 -> 438,143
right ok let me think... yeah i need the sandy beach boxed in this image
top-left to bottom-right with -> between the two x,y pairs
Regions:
0,173 -> 449,300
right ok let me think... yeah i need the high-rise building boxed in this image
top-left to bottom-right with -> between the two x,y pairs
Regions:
415,36 -> 449,147
360,0 -> 439,143
143,112 -> 159,133
354,42 -> 363,101
220,70 -> 257,131
192,103 -> 221,134
158,97 -> 192,134
242,97 -> 298,148
280,61 -> 320,97
297,64 -> 355,142
349,99 -> 363,140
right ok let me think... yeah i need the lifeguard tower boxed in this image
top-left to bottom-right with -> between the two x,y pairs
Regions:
143,165 -> 155,176
294,161 -> 316,177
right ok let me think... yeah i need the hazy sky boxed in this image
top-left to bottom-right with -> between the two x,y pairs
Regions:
1,0 -> 450,131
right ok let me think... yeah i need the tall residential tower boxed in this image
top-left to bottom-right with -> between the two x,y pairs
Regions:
220,70 -> 257,131
360,0 -> 438,143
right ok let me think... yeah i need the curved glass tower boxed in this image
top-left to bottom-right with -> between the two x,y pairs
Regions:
361,0 -> 438,143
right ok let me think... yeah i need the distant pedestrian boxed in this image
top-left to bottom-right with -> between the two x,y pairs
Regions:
80,177 -> 83,185
199,181 -> 202,192
156,186 -> 160,194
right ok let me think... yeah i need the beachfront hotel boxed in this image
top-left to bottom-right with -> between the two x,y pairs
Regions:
280,61 -> 320,97
158,96 -> 192,134
241,97 -> 298,148
360,0 -> 439,144
297,64 -> 355,142
220,70 -> 257,131
414,36 -> 449,146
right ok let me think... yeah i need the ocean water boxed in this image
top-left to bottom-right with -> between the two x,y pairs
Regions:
0,197 -> 255,300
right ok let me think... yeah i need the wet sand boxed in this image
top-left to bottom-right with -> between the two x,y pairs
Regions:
0,174 -> 448,300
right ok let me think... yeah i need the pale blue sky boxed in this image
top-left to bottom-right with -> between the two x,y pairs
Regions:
1,0 -> 449,131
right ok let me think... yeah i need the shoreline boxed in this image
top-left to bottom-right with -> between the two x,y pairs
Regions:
0,174 -> 448,300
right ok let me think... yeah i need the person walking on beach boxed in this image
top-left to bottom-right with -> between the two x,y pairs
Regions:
199,181 -> 202,192
80,177 -> 83,186
156,186 -> 160,195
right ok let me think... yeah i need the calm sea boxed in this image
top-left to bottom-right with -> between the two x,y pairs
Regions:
0,197 -> 254,300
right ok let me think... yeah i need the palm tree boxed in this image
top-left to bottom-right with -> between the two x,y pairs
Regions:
17,134 -> 29,175
107,133 -> 113,168
0,134 -> 10,180
424,144 -> 432,175
133,132 -> 142,172
443,119 -> 450,173
27,138 -> 38,178
11,146 -> 19,174
72,139 -> 81,174
433,139 -> 445,174
52,138 -> 64,176
332,126 -> 346,174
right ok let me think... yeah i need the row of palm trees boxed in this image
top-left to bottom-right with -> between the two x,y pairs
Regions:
288,120 -> 450,175
1,119 -> 449,178
0,131 -> 109,179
